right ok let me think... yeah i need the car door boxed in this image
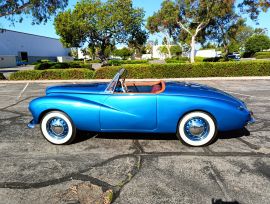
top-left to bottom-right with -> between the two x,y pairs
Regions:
100,93 -> 157,131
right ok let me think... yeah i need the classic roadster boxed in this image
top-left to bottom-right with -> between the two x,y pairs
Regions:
28,68 -> 254,146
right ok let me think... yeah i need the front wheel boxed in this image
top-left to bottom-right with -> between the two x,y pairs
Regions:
177,111 -> 217,147
40,111 -> 76,145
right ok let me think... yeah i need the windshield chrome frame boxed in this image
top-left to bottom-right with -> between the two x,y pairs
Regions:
104,68 -> 126,94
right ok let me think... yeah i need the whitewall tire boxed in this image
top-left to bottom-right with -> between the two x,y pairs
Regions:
40,111 -> 76,145
177,111 -> 217,147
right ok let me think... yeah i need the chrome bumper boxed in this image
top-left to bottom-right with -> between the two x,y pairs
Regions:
247,117 -> 255,125
27,119 -> 36,129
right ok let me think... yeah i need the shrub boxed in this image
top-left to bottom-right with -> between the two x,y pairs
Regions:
0,73 -> 6,80
90,59 -> 101,63
108,60 -> 148,66
34,62 -> 92,70
195,57 -> 205,62
165,59 -> 187,63
9,69 -> 94,80
254,52 -> 270,59
94,61 -> 270,79
203,57 -> 223,62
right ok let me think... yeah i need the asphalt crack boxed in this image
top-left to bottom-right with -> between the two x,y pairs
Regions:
236,138 -> 261,150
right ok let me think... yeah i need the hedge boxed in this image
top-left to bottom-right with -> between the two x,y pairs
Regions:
165,59 -> 187,64
9,69 -> 94,80
7,61 -> 270,80
254,52 -> 270,59
166,57 -> 212,63
0,73 -> 6,80
94,61 -> 270,79
34,62 -> 92,70
108,60 -> 148,66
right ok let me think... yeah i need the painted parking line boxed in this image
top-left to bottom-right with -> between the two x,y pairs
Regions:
17,82 -> 29,101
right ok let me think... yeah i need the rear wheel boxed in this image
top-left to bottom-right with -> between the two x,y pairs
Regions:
177,111 -> 217,147
40,111 -> 76,145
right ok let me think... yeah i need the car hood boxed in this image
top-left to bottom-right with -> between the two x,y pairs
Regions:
46,83 -> 108,95
163,81 -> 244,106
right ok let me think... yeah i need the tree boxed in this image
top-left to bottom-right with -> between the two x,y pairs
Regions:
158,45 -> 182,58
205,13 -> 246,55
0,0 -> 68,24
128,29 -> 148,58
148,0 -> 236,63
146,0 -> 180,59
113,47 -> 133,60
245,35 -> 270,54
176,0 -> 235,63
54,0 -> 146,65
238,0 -> 270,20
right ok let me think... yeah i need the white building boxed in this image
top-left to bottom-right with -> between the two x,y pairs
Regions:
0,29 -> 71,67
195,49 -> 221,58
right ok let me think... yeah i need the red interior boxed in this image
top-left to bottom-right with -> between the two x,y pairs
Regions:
151,84 -> 162,93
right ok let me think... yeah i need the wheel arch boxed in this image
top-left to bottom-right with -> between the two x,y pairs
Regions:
38,109 -> 68,123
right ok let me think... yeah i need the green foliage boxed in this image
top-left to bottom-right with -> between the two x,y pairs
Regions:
165,57 -> 188,63
113,48 -> 133,60
9,69 -> 94,80
238,1 -> 270,20
195,57 -> 205,62
254,52 -> 270,59
0,73 -> 6,80
34,62 -> 92,70
0,0 -> 68,24
245,35 -> 270,54
94,61 -> 270,79
54,0 -> 146,64
108,60 -> 148,66
170,45 -> 182,56
90,59 -> 102,63
203,57 -> 223,62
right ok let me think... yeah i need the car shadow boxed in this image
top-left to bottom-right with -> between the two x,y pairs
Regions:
74,128 -> 250,144
212,198 -> 240,204
218,127 -> 250,139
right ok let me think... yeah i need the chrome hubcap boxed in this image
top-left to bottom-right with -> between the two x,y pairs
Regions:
46,117 -> 69,139
184,117 -> 209,141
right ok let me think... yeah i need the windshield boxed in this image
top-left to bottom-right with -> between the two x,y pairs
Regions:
105,68 -> 127,93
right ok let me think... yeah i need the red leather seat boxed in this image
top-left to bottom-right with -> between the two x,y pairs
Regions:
151,84 -> 162,93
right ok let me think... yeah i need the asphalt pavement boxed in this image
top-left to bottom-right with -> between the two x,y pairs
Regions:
0,79 -> 269,204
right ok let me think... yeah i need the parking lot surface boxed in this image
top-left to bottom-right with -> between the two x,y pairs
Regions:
0,79 -> 269,204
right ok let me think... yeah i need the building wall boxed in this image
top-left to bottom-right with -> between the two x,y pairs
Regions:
0,30 -> 70,58
0,56 -> 17,68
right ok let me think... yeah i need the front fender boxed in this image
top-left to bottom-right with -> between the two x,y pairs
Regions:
28,95 -> 104,131
157,95 -> 251,132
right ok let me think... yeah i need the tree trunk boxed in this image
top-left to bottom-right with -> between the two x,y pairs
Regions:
98,46 -> 108,66
164,32 -> 172,59
190,35 -> 196,63
166,45 -> 172,59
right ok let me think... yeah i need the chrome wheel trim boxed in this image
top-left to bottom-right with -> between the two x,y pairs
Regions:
184,117 -> 210,141
179,112 -> 216,146
46,117 -> 69,140
41,112 -> 73,145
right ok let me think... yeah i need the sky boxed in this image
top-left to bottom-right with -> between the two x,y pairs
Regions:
0,0 -> 269,42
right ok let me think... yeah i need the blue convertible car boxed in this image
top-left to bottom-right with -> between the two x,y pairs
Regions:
28,68 -> 254,146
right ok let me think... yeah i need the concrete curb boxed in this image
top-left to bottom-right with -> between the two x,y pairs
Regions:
0,76 -> 270,83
